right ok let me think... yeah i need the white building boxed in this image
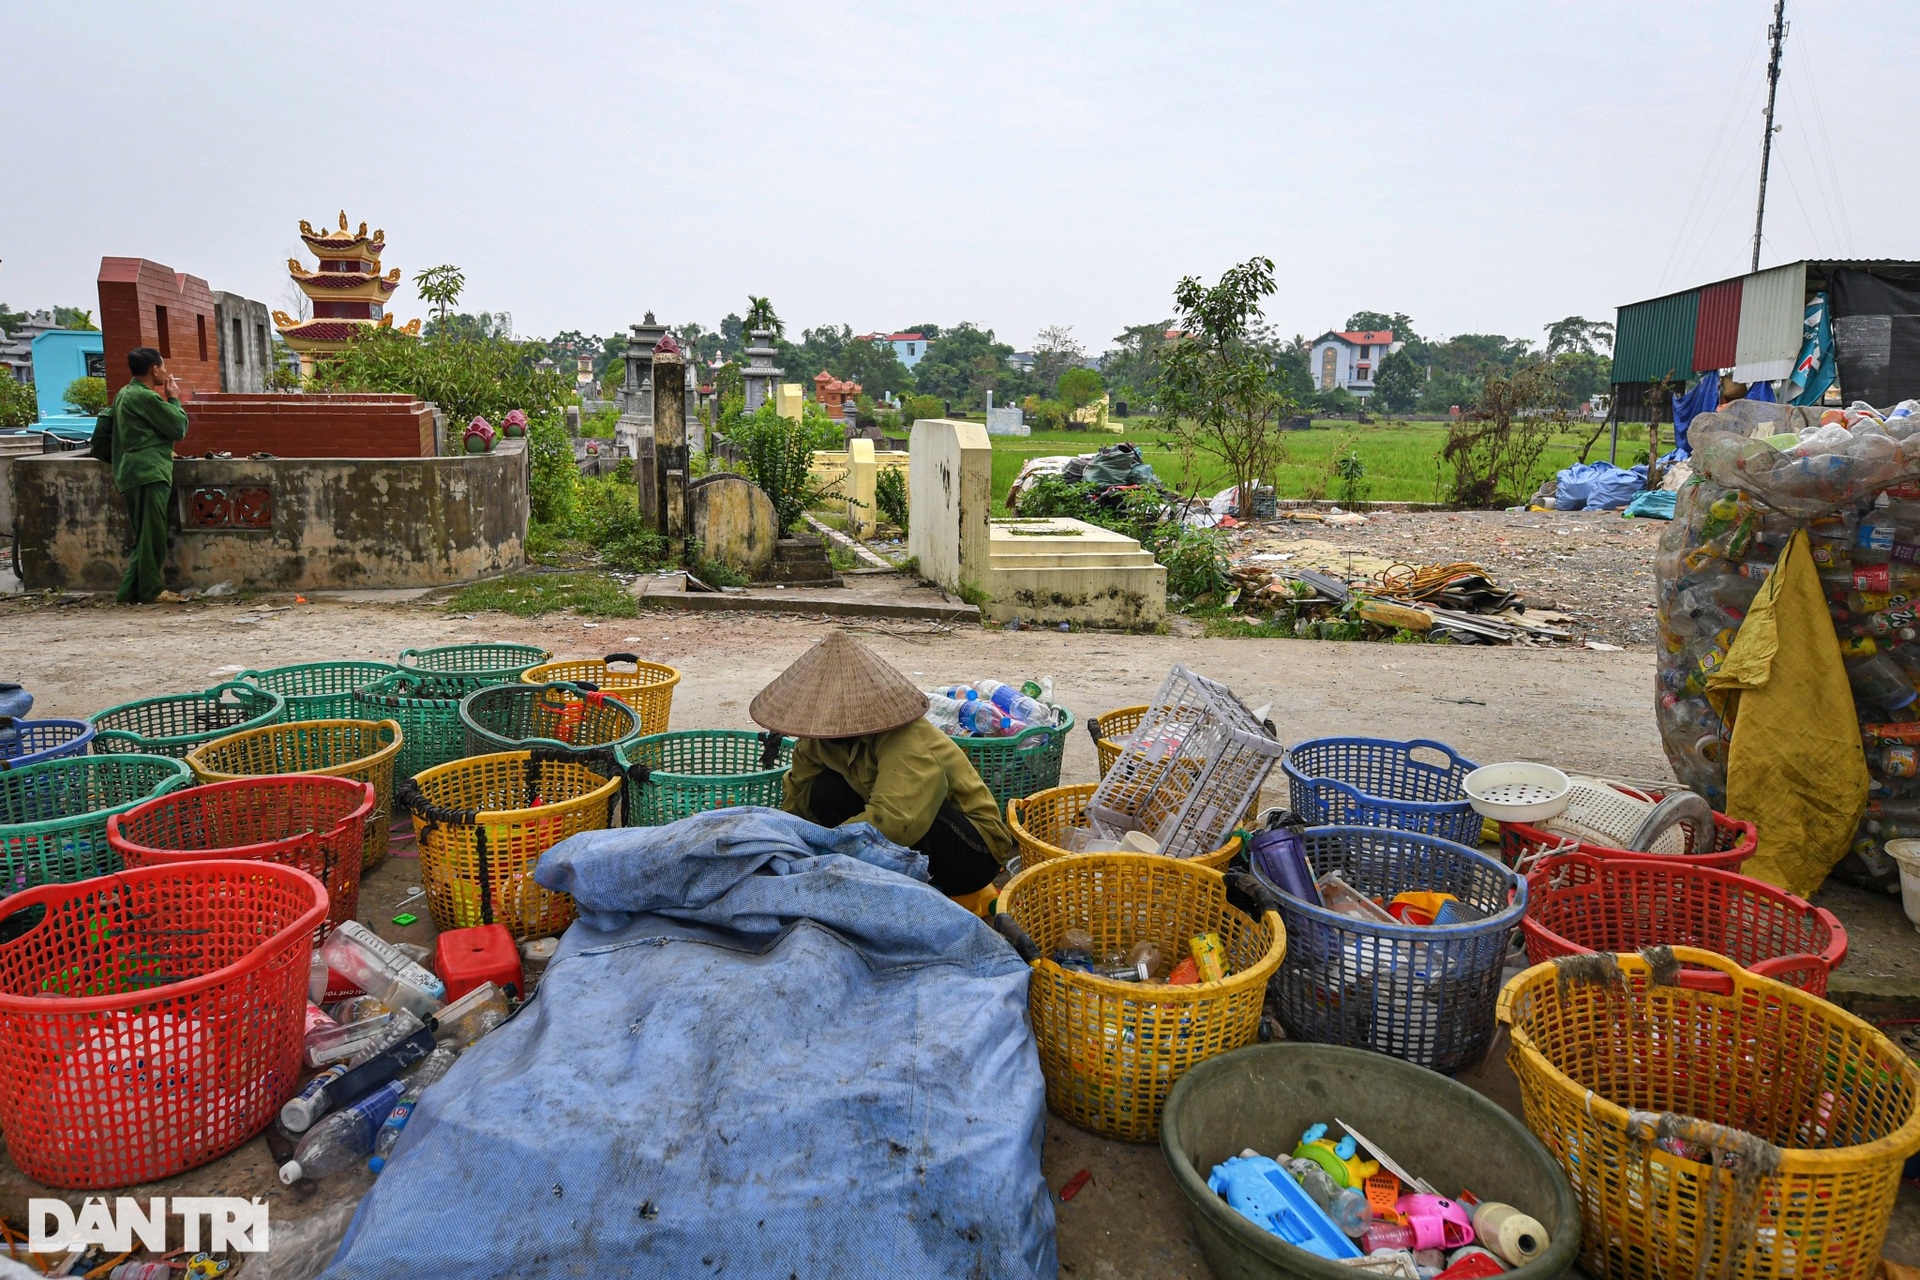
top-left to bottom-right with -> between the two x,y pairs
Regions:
857,332 -> 930,369
1308,328 -> 1404,398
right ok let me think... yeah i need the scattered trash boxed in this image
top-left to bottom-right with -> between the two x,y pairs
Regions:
1059,1168 -> 1093,1201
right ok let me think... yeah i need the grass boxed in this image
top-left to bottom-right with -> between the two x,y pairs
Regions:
986,418 -> 1654,513
448,571 -> 640,617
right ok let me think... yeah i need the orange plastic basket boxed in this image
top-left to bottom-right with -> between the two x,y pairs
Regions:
1088,704 -> 1149,777
108,775 -> 373,941
398,749 -> 621,940
1498,947 -> 1920,1280
0,861 -> 326,1188
999,851 -> 1284,1141
1520,851 -> 1847,996
1007,783 -> 1243,872
521,653 -> 681,736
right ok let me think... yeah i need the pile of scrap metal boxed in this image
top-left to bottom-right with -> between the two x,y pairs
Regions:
1227,559 -> 1570,645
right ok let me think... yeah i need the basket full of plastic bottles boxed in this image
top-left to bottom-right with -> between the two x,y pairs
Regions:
925,679 -> 1075,810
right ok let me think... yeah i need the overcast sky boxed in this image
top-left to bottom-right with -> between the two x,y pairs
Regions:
3,1 -> 1915,353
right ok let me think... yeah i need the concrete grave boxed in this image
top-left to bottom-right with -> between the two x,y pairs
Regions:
906,419 -> 1164,627
688,473 -> 780,578
212,292 -> 273,393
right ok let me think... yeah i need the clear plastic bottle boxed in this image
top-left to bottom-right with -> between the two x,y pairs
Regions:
282,1021 -> 433,1131
428,982 -> 510,1046
924,692 -> 965,736
1848,652 -> 1920,712
319,921 -> 446,1019
1857,493 -> 1897,565
280,1079 -> 406,1183
1283,1157 -> 1370,1236
957,701 -> 1019,736
973,680 -> 1053,725
367,1043 -> 462,1172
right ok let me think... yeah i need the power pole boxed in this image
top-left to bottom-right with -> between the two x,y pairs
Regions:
1751,0 -> 1788,272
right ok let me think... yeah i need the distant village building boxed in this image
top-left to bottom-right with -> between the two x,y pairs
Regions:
1308,329 -> 1403,398
856,332 -> 929,368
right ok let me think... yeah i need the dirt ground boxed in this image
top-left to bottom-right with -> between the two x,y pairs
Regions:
1228,507 -> 1664,648
3,594 -> 1917,1277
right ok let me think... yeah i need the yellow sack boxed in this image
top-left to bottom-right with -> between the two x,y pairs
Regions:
1705,528 -> 1868,897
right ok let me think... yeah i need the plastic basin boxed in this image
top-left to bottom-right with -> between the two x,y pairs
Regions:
1159,1042 -> 1580,1280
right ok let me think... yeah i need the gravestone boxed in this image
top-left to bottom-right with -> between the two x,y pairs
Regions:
688,474 -> 780,577
651,337 -> 688,549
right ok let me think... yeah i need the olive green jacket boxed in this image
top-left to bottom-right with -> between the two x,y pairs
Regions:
783,717 -> 1014,863
105,381 -> 189,493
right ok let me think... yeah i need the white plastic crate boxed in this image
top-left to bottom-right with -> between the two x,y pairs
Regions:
1083,664 -> 1283,859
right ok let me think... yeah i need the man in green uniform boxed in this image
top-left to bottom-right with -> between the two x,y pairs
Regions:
751,629 -> 1012,916
98,346 -> 188,604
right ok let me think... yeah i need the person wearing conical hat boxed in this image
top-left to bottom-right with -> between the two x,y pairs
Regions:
751,630 -> 1012,915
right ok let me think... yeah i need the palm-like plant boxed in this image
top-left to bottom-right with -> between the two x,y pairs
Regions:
415,264 -> 466,336
743,295 -> 784,340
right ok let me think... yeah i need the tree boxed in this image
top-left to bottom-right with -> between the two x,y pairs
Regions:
0,375 -> 36,429
1544,316 -> 1615,358
1057,367 -> 1103,412
1550,350 -> 1612,410
1100,321 -> 1173,406
718,313 -> 745,358
1153,256 -> 1297,509
414,264 -> 466,333
1371,348 -> 1421,414
778,324 -> 914,401
1440,362 -> 1564,507
1029,324 -> 1086,397
743,296 -> 784,339
63,376 -> 109,415
52,307 -> 96,331
311,325 -> 571,426
423,310 -> 512,341
899,322 -> 942,341
1274,334 -> 1314,397
1312,386 -> 1359,417
0,304 -> 26,334
914,323 -> 1025,409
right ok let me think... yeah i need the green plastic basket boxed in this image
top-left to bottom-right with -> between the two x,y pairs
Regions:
353,672 -> 493,781
461,682 -> 644,758
398,642 -> 551,686
240,660 -> 401,721
1,754 -> 194,893
618,730 -> 795,827
953,708 -> 1075,809
89,682 -> 286,759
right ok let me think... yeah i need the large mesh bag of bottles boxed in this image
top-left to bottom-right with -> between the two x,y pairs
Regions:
1655,396 -> 1920,890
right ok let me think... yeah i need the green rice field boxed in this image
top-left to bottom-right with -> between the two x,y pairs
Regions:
979,418 -> 1655,514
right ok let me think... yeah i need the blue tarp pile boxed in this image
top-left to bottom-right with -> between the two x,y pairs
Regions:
1553,461 -> 1647,511
322,809 -> 1056,1279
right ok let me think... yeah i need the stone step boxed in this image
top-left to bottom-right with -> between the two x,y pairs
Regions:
990,549 -> 1161,570
774,536 -> 829,564
760,559 -> 843,586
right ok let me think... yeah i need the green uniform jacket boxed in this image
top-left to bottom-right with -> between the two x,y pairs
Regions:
105,381 -> 188,492
783,718 -> 1014,863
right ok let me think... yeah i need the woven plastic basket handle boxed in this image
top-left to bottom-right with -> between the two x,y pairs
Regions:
1405,739 -> 1470,774
90,729 -> 143,754
1298,776 -> 1364,817
604,653 -> 640,670
397,648 -> 424,667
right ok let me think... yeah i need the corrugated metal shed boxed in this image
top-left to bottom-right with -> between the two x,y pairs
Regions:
1613,289 -> 1699,384
1733,261 -> 1808,383
1692,278 -> 1742,372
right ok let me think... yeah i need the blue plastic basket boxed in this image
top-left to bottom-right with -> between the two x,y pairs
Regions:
1251,825 -> 1525,1074
0,719 -> 96,770
1282,737 -> 1481,844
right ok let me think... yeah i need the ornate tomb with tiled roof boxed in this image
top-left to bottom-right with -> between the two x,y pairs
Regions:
273,210 -> 420,373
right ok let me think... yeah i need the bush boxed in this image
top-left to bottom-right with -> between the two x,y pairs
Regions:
580,405 -> 618,438
0,375 -> 36,429
901,394 -> 943,425
311,326 -> 572,427
569,473 -> 668,572
528,411 -> 576,526
725,401 -> 842,533
876,466 -> 909,532
63,376 -> 109,415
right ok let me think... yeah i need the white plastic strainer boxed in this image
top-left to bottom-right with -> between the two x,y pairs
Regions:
1463,763 -> 1571,824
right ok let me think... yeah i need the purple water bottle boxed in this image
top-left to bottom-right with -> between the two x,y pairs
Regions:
1249,809 -> 1319,905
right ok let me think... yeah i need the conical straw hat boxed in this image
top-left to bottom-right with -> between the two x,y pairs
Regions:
750,630 -> 929,738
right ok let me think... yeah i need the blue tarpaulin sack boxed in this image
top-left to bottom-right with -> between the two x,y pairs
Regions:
1553,461 -> 1647,511
320,808 -> 1055,1280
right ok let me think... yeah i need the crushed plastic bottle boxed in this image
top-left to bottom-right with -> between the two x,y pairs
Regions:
281,1078 -> 406,1183
368,1043 -> 462,1172
428,981 -> 510,1046
320,920 -> 446,1020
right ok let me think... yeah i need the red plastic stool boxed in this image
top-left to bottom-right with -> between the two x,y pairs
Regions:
434,923 -> 525,1000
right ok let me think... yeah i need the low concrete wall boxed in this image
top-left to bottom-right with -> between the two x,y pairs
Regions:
11,439 -> 527,592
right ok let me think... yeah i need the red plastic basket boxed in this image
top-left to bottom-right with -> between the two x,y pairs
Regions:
0,860 -> 326,1188
1498,783 -> 1757,872
107,775 -> 372,941
1520,850 -> 1847,996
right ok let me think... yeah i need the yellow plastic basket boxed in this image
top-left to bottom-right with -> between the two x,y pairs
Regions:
998,852 -> 1284,1142
398,749 -> 622,940
1089,705 -> 1149,777
186,719 -> 403,869
521,653 -> 681,736
1008,783 -> 1242,871
1497,946 -> 1920,1280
